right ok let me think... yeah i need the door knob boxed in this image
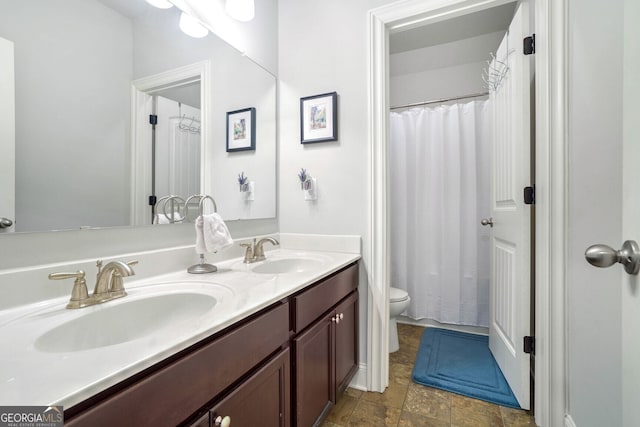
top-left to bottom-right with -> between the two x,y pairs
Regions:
585,240 -> 640,275
0,218 -> 12,228
481,217 -> 493,227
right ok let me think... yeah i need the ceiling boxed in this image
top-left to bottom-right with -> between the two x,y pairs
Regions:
98,0 -> 150,19
390,2 -> 517,54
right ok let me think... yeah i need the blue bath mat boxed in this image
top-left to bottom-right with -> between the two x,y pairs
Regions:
412,328 -> 520,409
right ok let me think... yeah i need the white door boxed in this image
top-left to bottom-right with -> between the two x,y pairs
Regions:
487,0 -> 531,409
0,37 -> 15,233
622,0 -> 640,424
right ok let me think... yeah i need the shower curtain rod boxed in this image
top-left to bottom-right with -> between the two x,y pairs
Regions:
389,91 -> 490,111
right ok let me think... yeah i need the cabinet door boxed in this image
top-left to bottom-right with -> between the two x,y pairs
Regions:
335,291 -> 358,395
209,347 -> 290,427
294,311 -> 335,427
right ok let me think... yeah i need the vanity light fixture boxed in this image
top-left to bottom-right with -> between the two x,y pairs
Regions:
179,12 -> 209,38
145,0 -> 173,9
225,0 -> 255,22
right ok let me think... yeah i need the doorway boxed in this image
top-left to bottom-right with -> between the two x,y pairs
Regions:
387,0 -> 534,410
130,61 -> 212,226
367,0 -> 566,425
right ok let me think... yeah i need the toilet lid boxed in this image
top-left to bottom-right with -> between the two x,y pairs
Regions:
390,287 -> 409,302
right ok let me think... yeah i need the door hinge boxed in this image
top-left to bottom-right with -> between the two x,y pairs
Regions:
524,336 -> 535,354
523,34 -> 535,55
149,114 -> 158,125
524,186 -> 535,205
148,195 -> 157,206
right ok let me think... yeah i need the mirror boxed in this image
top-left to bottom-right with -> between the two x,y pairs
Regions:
0,0 -> 276,233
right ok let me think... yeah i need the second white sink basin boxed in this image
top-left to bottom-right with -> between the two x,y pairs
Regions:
251,258 -> 323,274
35,292 -> 217,353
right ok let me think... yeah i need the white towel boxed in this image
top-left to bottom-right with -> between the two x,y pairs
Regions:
195,213 -> 233,254
153,212 -> 184,224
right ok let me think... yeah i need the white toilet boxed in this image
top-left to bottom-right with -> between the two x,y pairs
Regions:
389,287 -> 411,353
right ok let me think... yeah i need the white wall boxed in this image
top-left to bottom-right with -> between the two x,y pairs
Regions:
278,0 -> 395,373
0,0 -> 133,232
390,31 -> 503,106
566,0 -> 623,425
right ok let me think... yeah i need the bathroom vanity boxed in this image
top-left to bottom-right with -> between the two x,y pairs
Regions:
0,247 -> 360,427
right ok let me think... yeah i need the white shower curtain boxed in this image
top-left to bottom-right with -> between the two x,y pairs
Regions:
390,100 -> 491,327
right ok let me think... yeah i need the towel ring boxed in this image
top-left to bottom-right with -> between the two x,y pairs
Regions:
184,194 -> 218,220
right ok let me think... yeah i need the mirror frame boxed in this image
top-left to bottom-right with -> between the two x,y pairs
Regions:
130,60 -> 212,226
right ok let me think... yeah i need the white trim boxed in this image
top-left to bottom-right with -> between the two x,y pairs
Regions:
367,0 -> 568,425
347,363 -> 368,391
534,0 -> 569,425
130,61 -> 212,226
564,414 -> 577,427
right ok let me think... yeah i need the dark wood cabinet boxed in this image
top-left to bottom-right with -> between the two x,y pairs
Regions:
334,292 -> 358,396
294,311 -> 335,427
293,264 -> 359,427
209,348 -> 290,427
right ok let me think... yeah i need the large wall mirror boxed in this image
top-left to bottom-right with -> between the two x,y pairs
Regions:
0,0 -> 276,234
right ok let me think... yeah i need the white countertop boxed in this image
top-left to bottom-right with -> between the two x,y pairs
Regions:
0,248 -> 360,408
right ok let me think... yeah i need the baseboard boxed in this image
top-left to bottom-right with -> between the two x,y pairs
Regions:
348,363 -> 368,391
398,316 -> 489,336
565,414 -> 577,427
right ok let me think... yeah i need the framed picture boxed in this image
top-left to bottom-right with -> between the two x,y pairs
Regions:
300,92 -> 338,144
226,107 -> 256,152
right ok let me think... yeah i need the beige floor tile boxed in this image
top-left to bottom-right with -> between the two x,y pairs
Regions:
403,383 -> 452,423
361,381 -> 409,409
320,422 -> 342,427
344,387 -> 364,399
451,394 -> 503,427
347,399 -> 402,427
398,410 -> 450,427
390,362 -> 413,386
325,395 -> 359,425
389,348 -> 417,366
500,406 -> 537,426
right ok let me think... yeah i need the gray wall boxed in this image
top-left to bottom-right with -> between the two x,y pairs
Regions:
0,0 -> 133,232
0,0 -> 279,268
566,0 -> 623,425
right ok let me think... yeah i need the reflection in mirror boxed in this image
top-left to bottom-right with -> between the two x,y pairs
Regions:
0,0 -> 276,233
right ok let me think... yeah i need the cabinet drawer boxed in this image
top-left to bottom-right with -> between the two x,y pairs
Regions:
293,263 -> 358,334
66,302 -> 289,427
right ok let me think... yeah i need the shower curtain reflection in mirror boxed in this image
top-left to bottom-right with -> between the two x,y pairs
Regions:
154,96 -> 201,223
390,100 -> 491,327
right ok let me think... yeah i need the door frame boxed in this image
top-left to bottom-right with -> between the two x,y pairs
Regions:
366,0 -> 568,425
130,60 -> 211,226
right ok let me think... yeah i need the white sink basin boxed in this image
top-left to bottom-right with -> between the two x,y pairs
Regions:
35,292 -> 217,353
251,258 -> 323,274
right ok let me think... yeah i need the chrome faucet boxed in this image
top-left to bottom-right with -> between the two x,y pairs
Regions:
240,237 -> 280,263
49,259 -> 138,309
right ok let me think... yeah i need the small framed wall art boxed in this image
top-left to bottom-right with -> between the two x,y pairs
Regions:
226,107 -> 256,152
300,92 -> 338,144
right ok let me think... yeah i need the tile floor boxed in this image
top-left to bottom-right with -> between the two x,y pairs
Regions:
321,324 -> 537,427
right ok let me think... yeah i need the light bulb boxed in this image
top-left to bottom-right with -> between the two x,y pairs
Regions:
225,0 -> 255,22
145,0 -> 173,9
179,12 -> 208,38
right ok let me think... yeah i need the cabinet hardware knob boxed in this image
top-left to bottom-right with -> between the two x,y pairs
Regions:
339,313 -> 344,320
214,415 -> 231,427
331,316 -> 337,323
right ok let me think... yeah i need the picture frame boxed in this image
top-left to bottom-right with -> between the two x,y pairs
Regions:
226,107 -> 256,152
300,92 -> 338,144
